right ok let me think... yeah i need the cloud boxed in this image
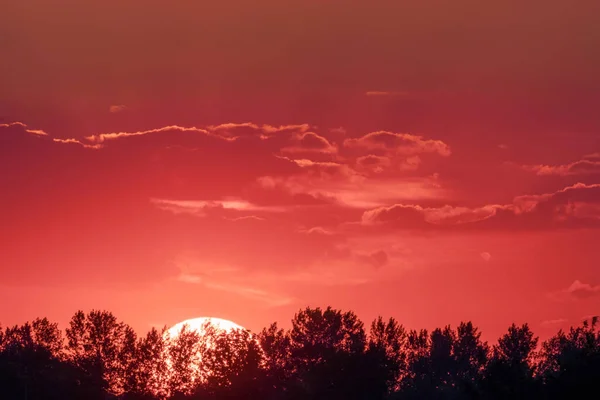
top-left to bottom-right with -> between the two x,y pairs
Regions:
281,131 -> 338,154
299,226 -> 335,235
480,252 -> 492,262
360,183 -> 600,230
565,280 -> 600,299
177,273 -> 203,284
512,183 -> 600,220
521,158 -> 600,176
356,250 -> 389,269
225,215 -> 266,222
151,198 -> 285,216
329,127 -> 347,135
207,122 -> 310,137
176,269 -> 294,307
1,121 -> 48,136
204,282 -> 295,307
362,203 -> 504,228
278,156 -> 359,181
356,155 -> 392,173
344,131 -> 451,157
109,104 -> 127,113
584,153 -> 600,161
84,125 -> 219,144
355,154 -> 422,174
259,174 -> 445,208
541,318 -> 568,326
365,91 -> 409,97
52,138 -> 103,149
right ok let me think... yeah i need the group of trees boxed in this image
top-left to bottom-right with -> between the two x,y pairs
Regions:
1,307 -> 599,400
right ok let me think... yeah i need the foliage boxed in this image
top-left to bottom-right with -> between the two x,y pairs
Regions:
1,308 -> 599,400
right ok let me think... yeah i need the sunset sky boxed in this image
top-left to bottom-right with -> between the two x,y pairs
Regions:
1,0 -> 599,340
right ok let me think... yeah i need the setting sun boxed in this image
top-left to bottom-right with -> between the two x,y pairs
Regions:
167,317 -> 247,339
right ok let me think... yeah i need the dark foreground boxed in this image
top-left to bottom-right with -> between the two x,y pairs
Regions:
1,307 -> 599,400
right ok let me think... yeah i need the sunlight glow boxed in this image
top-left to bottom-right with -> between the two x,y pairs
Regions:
167,317 -> 246,338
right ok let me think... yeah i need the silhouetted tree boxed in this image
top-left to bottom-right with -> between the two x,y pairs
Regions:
538,317 -> 600,399
366,316 -> 408,395
482,323 -> 539,399
399,322 -> 488,400
3,307 -> 600,400
286,306 -> 375,400
166,324 -> 203,397
65,310 -> 131,396
134,327 -> 169,399
197,328 -> 264,399
0,318 -> 101,400
453,322 -> 488,397
258,322 -> 292,399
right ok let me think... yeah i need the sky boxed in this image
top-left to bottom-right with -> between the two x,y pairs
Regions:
1,0 -> 599,341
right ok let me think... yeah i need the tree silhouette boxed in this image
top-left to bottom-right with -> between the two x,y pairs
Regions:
197,327 -> 264,399
538,317 -> 600,399
165,324 -> 203,397
65,310 -> 131,396
286,306 -> 382,400
0,318 -> 102,400
133,327 -> 170,399
482,323 -> 539,399
2,308 -> 600,400
453,321 -> 489,397
258,322 -> 292,399
367,317 -> 408,395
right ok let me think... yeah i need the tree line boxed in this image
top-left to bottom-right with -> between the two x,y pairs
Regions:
1,307 -> 599,399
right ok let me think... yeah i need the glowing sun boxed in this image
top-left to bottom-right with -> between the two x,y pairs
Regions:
167,317 -> 246,338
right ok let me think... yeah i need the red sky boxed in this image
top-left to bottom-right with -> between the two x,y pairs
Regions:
1,0 -> 599,341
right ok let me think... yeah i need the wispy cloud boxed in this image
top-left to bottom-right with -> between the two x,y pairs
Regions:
344,131 -> 451,157
204,282 -> 295,307
521,158 -> 600,176
151,198 -> 286,216
225,215 -> 266,222
52,138 -> 103,149
0,121 -> 48,136
258,173 -> 444,209
365,91 -> 410,97
281,132 -> 338,154
207,122 -> 310,136
565,280 -> 600,299
109,104 -> 127,113
360,182 -> 600,230
175,265 -> 294,307
299,226 -> 335,235
85,125 -> 218,144
541,318 -> 568,326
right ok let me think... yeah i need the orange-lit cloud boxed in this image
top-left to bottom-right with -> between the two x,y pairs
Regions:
85,125 -> 218,144
360,183 -> 600,231
0,121 -> 48,136
565,280 -> 600,299
281,131 -> 338,154
521,157 -> 600,176
541,318 -> 568,326
344,131 -> 451,157
365,91 -> 409,97
151,198 -> 286,216
52,138 -> 103,149
109,105 -> 127,113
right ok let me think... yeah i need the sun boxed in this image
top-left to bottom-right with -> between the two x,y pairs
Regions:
167,316 -> 246,338
159,317 -> 249,395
